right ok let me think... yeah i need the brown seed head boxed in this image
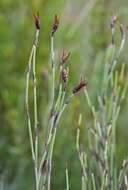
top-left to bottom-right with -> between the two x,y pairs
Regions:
33,11 -> 40,30
72,80 -> 88,94
61,50 -> 71,64
51,14 -> 59,37
62,68 -> 69,82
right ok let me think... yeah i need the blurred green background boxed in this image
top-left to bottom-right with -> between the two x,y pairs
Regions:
0,0 -> 128,189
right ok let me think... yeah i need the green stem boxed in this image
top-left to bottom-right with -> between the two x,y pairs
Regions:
38,116 -> 55,185
26,29 -> 40,190
33,30 -> 40,190
26,47 -> 35,160
92,173 -> 96,190
59,91 -> 66,111
55,65 -> 63,111
66,164 -> 69,190
51,36 -> 55,108
47,104 -> 67,188
33,49 -> 38,190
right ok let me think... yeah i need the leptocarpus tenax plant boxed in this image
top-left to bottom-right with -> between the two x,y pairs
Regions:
25,12 -> 87,190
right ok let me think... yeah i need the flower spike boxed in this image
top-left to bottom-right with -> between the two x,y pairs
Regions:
51,14 -> 59,37
33,11 -> 40,30
110,11 -> 118,29
72,79 -> 88,94
62,68 -> 69,82
61,50 -> 71,64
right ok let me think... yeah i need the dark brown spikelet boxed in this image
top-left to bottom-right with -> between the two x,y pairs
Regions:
33,11 -> 40,30
62,68 -> 68,82
61,50 -> 71,64
73,80 -> 88,94
51,14 -> 59,37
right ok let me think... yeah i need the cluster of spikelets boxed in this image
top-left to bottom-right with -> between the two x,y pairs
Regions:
26,12 -> 128,190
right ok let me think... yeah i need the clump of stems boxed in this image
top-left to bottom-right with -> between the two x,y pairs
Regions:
25,13 -> 86,190
75,12 -> 128,189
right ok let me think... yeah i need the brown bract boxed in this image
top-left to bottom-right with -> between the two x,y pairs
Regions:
33,12 -> 40,30
61,50 -> 71,64
73,80 -> 88,94
51,14 -> 59,37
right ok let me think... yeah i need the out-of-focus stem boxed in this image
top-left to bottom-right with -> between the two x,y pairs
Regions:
125,176 -> 128,190
84,87 -> 96,118
107,29 -> 125,86
92,173 -> 96,190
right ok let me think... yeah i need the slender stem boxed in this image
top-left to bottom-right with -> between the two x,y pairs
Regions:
47,104 -> 67,188
51,36 -> 55,108
33,29 -> 40,190
59,91 -> 66,110
26,46 -> 35,160
106,35 -> 125,89
26,29 -> 40,190
59,77 -> 69,111
91,173 -> 96,190
38,116 -> 55,185
39,103 -> 68,189
55,64 -> 63,111
32,48 -> 38,189
119,160 -> 128,187
125,176 -> 128,190
66,163 -> 69,190
82,175 -> 85,190
110,74 -> 119,179
33,46 -> 38,163
100,171 -> 106,190
49,104 -> 67,153
47,161 -> 51,190
38,36 -> 55,185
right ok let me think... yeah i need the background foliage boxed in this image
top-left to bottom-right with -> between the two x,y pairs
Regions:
0,0 -> 128,189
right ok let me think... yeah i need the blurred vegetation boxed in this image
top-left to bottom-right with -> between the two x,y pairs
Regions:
0,0 -> 128,189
